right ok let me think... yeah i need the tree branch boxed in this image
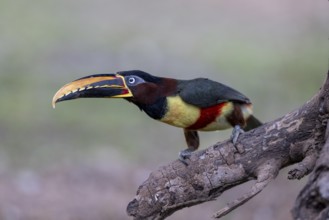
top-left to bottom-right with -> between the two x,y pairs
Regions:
292,82 -> 329,220
127,70 -> 329,220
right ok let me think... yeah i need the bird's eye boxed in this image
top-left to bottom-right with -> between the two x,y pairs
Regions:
125,75 -> 145,86
128,77 -> 136,84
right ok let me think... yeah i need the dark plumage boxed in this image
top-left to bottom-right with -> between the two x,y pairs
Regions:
52,70 -> 262,162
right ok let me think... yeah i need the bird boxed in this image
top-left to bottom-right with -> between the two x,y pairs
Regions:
52,70 -> 262,163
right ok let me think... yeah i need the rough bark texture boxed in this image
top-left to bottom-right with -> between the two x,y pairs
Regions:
292,109 -> 329,220
127,70 -> 329,220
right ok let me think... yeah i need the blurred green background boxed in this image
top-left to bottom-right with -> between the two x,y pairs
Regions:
0,0 -> 328,219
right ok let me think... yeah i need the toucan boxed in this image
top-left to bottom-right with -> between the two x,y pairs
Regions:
52,70 -> 262,162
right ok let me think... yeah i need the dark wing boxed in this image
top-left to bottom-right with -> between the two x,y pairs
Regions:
177,78 -> 251,108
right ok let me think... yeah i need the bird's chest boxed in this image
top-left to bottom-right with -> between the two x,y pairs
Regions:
159,96 -> 233,131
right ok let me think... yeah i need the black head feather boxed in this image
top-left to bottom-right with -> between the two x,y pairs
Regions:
117,70 -> 162,84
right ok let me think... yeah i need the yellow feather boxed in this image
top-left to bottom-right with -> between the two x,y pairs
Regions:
159,96 -> 252,132
160,96 -> 200,128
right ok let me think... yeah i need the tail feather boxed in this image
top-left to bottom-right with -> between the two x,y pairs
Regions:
244,115 -> 262,131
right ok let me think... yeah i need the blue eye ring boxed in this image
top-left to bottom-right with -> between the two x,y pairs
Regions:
128,77 -> 136,84
125,75 -> 145,86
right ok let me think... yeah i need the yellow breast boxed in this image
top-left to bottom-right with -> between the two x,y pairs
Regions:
158,96 -> 253,131
159,96 -> 200,128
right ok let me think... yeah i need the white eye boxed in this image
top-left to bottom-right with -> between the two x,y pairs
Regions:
125,75 -> 145,86
128,77 -> 136,84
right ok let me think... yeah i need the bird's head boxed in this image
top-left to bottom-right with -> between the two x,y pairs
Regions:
52,70 -> 172,108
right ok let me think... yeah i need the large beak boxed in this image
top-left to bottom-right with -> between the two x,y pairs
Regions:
52,74 -> 132,108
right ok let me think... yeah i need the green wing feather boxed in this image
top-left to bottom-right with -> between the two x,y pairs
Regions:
177,78 -> 251,108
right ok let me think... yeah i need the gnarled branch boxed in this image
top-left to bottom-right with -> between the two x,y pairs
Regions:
127,70 -> 329,220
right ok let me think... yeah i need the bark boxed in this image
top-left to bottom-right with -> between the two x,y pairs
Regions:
127,70 -> 329,220
292,107 -> 329,220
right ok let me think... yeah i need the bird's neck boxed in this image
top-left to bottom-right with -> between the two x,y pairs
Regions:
132,97 -> 168,120
126,77 -> 178,120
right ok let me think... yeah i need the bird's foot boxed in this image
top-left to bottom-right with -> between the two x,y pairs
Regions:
231,125 -> 245,145
231,125 -> 246,154
178,148 -> 194,166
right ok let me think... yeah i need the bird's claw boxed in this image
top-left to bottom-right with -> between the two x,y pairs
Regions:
178,148 -> 193,166
230,125 -> 246,154
231,125 -> 245,145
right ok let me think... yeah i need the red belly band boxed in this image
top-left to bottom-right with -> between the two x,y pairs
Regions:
187,102 -> 227,130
